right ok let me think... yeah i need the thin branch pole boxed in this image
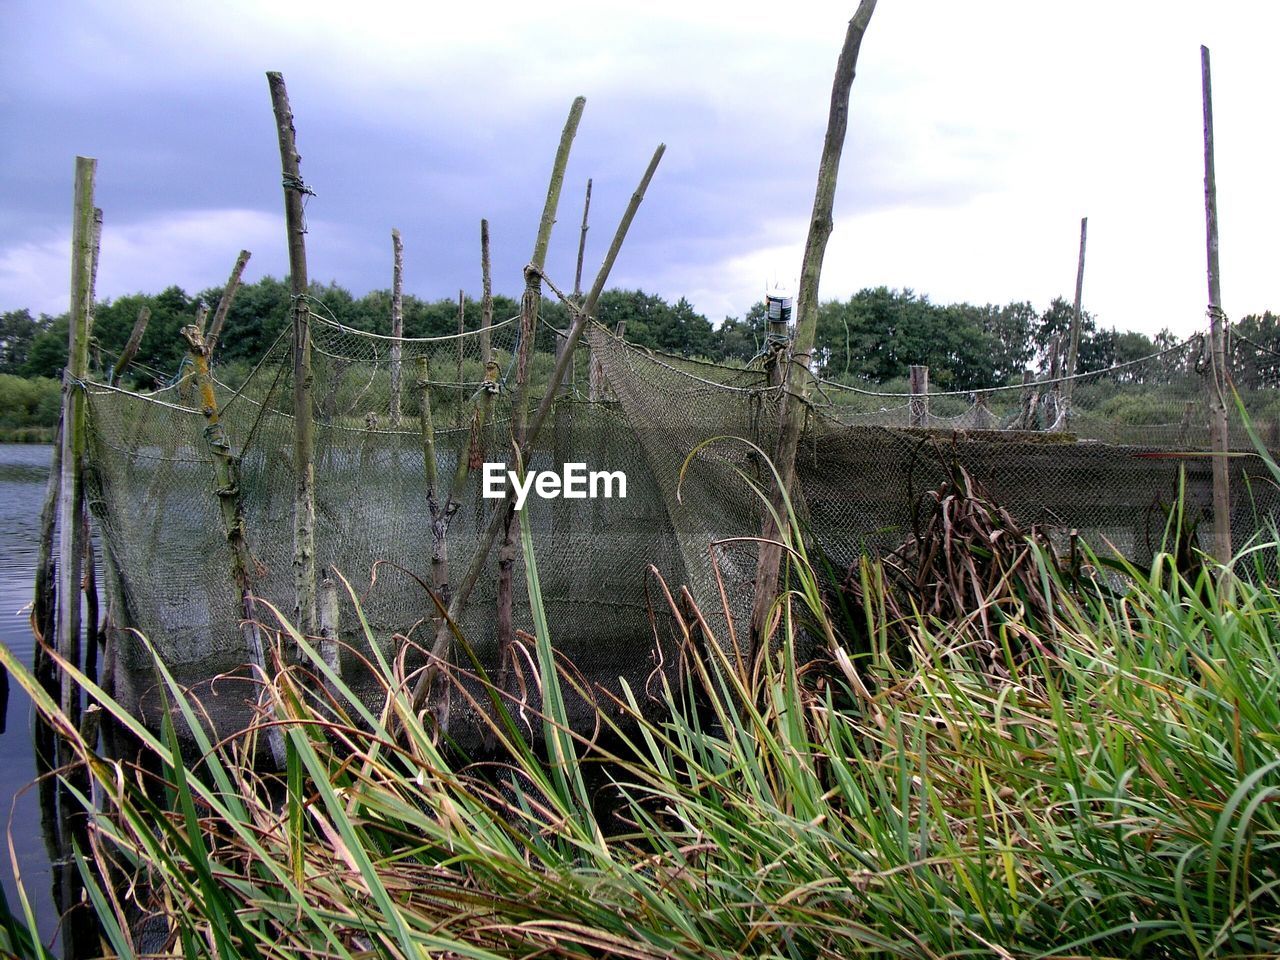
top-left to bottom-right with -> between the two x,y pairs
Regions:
267,71 -> 318,636
1059,216 -> 1088,425
110,306 -> 150,386
480,220 -> 493,365
527,144 -> 665,444
909,365 -> 928,428
1202,44 -> 1232,564
574,178 -> 592,298
749,1 -> 877,646
412,138 -> 664,715
88,208 -> 103,375
457,288 -> 465,427
181,323 -> 285,766
490,99 -> 585,708
57,156 -> 96,727
207,249 -> 251,358
390,229 -> 405,426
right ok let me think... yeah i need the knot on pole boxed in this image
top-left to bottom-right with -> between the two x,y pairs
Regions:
281,173 -> 315,197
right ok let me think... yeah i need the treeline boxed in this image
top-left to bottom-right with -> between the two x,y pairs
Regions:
2,279 -> 1277,437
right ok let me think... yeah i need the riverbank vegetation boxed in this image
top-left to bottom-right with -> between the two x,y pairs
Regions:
4,450 -> 1280,958
8,281 -> 1269,419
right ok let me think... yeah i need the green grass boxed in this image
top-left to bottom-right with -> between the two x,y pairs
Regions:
6,456 -> 1280,957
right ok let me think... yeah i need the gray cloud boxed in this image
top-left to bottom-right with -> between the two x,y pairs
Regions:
2,1 -> 1276,335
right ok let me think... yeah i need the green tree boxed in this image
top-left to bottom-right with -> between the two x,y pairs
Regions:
0,308 -> 41,374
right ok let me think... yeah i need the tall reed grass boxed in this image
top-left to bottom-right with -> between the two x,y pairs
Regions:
5,445 -> 1280,958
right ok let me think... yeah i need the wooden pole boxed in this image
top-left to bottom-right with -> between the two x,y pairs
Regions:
749,1 -> 877,645
1202,44 -> 1232,564
412,113 -> 667,717
574,178 -> 592,298
389,229 -> 405,426
457,288 -> 465,426
56,157 -> 96,728
491,98 -> 585,706
909,364 -> 929,428
267,71 -> 318,635
181,323 -> 285,765
1060,216 -> 1088,425
206,249 -> 251,357
480,220 -> 493,366
1016,369 -> 1037,430
413,146 -> 663,714
317,573 -> 340,683
973,391 -> 995,431
110,305 -> 150,386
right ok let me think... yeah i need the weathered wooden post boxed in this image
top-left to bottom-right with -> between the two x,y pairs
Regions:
411,126 -> 666,717
1015,370 -> 1037,430
973,391 -> 995,431
749,1 -> 878,647
206,249 -> 251,357
109,305 -> 150,386
494,97 -> 586,699
389,229 -> 405,426
318,573 -> 340,681
555,328 -> 572,396
909,364 -> 929,428
1201,44 -> 1232,565
574,178 -> 592,299
57,156 -> 97,727
1060,216 -> 1088,427
457,288 -> 466,426
267,71 -> 318,635
181,321 -> 284,764
480,219 -> 493,365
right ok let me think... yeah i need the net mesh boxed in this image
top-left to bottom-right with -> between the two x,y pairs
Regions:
82,311 -> 1280,745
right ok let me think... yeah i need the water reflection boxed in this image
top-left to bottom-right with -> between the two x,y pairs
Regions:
0,444 -> 58,943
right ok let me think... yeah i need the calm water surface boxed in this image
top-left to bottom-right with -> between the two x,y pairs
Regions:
0,444 -> 58,942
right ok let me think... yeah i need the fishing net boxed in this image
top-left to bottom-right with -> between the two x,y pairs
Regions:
80,307 -> 1280,747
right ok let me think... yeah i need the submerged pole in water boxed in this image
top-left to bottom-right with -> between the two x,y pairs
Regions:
1201,45 -> 1232,565
267,71 -> 318,636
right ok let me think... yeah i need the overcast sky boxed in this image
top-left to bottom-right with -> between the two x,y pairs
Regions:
1,1 -> 1276,337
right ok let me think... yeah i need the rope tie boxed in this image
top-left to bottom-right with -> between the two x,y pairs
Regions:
281,174 -> 315,196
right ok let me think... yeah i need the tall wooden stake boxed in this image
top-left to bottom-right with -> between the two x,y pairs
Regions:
1060,216 -> 1088,425
110,305 -> 150,386
207,249 -> 252,358
909,364 -> 929,427
390,228 -> 405,426
457,288 -> 465,426
750,2 -> 877,646
480,220 -> 493,365
574,178 -> 592,298
57,157 -> 96,727
182,323 -> 285,765
411,111 -> 666,717
1202,44 -> 1232,564
268,71 -> 318,635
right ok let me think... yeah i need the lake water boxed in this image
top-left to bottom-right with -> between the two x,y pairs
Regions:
0,444 -> 59,943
